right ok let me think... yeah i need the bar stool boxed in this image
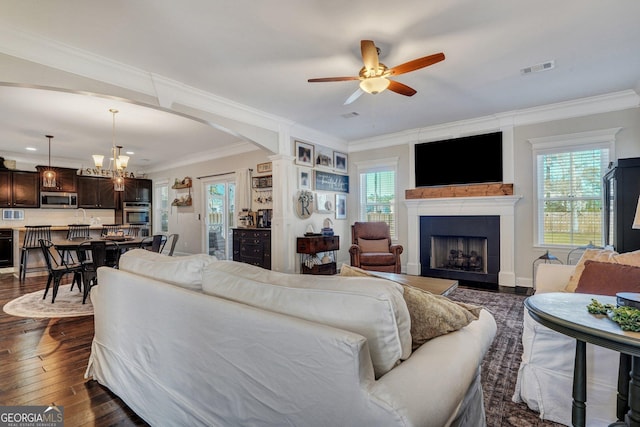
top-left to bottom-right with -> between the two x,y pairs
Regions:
20,225 -> 52,281
67,224 -> 91,240
127,224 -> 141,237
101,224 -> 123,237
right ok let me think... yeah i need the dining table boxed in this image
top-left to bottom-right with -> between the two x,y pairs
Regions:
54,236 -> 152,266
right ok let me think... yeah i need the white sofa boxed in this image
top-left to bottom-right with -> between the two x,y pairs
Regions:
512,263 -> 619,426
85,250 -> 497,427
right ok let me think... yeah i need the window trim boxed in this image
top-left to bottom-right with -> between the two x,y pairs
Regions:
355,157 -> 399,240
153,179 -> 169,235
529,128 -> 619,248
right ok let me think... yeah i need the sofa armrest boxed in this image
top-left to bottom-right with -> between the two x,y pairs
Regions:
535,263 -> 575,294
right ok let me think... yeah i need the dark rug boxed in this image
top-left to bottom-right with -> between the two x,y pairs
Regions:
448,287 -> 564,427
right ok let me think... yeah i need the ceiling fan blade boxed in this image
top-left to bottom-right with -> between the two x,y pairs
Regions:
388,52 -> 445,76
344,88 -> 364,105
387,80 -> 417,97
308,76 -> 360,82
361,40 -> 379,75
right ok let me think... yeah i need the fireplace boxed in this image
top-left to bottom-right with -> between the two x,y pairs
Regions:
405,195 -> 521,287
420,216 -> 500,286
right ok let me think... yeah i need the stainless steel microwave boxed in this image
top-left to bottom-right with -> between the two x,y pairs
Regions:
40,192 -> 78,209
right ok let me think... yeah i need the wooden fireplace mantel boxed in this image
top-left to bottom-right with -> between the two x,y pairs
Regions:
405,183 -> 514,199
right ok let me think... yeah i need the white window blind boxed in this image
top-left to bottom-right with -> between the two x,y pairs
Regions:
358,168 -> 397,239
536,147 -> 609,246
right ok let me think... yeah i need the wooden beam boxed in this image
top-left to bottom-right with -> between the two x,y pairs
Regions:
405,183 -> 514,199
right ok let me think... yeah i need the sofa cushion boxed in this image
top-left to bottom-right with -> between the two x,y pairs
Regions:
340,264 -> 481,349
119,249 -> 216,291
575,260 -> 640,296
201,261 -> 411,378
358,238 -> 389,253
566,249 -> 640,292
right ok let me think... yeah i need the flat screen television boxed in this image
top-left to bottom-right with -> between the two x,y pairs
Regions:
414,131 -> 503,187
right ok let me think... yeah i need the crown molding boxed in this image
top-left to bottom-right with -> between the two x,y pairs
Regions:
349,90 -> 640,152
0,24 -> 342,152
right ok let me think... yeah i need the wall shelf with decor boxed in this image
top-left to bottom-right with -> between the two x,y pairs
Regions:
172,177 -> 192,206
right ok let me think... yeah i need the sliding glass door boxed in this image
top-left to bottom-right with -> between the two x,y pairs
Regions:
202,177 -> 235,259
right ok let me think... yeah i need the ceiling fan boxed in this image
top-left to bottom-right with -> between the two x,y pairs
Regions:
308,40 -> 445,105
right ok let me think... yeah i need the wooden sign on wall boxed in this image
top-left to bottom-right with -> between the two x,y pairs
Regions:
315,171 -> 349,193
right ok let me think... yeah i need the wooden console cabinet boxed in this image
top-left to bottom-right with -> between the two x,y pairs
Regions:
296,235 -> 339,275
232,228 -> 271,270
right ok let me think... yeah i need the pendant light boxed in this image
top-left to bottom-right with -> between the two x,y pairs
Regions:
110,109 -> 125,192
42,135 -> 56,188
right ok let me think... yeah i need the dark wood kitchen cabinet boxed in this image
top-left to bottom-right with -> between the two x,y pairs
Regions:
35,166 -> 77,192
0,170 -> 39,208
77,175 -> 116,208
232,228 -> 271,269
124,178 -> 152,202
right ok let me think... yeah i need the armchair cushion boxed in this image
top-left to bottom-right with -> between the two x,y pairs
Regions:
358,238 -> 390,253
360,253 -> 396,266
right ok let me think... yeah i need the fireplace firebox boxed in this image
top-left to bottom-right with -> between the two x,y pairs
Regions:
420,216 -> 500,287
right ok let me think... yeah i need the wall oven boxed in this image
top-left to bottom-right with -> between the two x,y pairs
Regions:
123,202 -> 151,234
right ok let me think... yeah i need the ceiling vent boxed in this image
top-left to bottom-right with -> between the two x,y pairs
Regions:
521,60 -> 555,75
341,112 -> 359,119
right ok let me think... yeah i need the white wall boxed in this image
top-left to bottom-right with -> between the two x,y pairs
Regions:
350,105 -> 640,286
513,107 -> 640,285
147,148 -> 270,256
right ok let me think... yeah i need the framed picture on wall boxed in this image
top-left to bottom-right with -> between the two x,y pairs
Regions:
257,162 -> 272,173
298,167 -> 312,190
295,140 -> 314,167
314,144 -> 334,169
333,151 -> 348,173
316,192 -> 334,213
335,194 -> 346,219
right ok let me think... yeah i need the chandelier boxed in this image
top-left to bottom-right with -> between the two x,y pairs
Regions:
92,108 -> 129,192
42,135 -> 56,188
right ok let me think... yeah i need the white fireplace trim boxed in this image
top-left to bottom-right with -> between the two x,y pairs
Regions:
405,195 -> 522,287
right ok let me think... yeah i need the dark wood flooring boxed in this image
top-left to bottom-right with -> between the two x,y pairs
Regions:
0,272 -> 148,426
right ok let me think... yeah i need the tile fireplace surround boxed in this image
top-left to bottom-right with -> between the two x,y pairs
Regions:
405,195 -> 521,287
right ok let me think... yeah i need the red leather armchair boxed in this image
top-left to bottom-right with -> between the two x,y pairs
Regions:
349,222 -> 403,273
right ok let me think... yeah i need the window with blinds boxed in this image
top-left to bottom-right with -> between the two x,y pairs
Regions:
536,147 -> 609,246
359,169 -> 397,239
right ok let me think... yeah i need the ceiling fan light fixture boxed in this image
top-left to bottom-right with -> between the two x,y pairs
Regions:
360,77 -> 390,95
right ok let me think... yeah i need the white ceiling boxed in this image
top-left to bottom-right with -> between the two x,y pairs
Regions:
0,0 -> 639,172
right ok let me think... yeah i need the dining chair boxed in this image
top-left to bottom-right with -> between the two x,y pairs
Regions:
77,240 -> 120,303
62,224 -> 92,267
20,225 -> 52,281
39,239 -> 84,303
140,234 -> 166,253
162,233 -> 179,256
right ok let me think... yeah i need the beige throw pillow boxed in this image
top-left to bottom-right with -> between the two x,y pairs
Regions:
358,238 -> 389,253
564,248 -> 640,292
340,264 -> 481,348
